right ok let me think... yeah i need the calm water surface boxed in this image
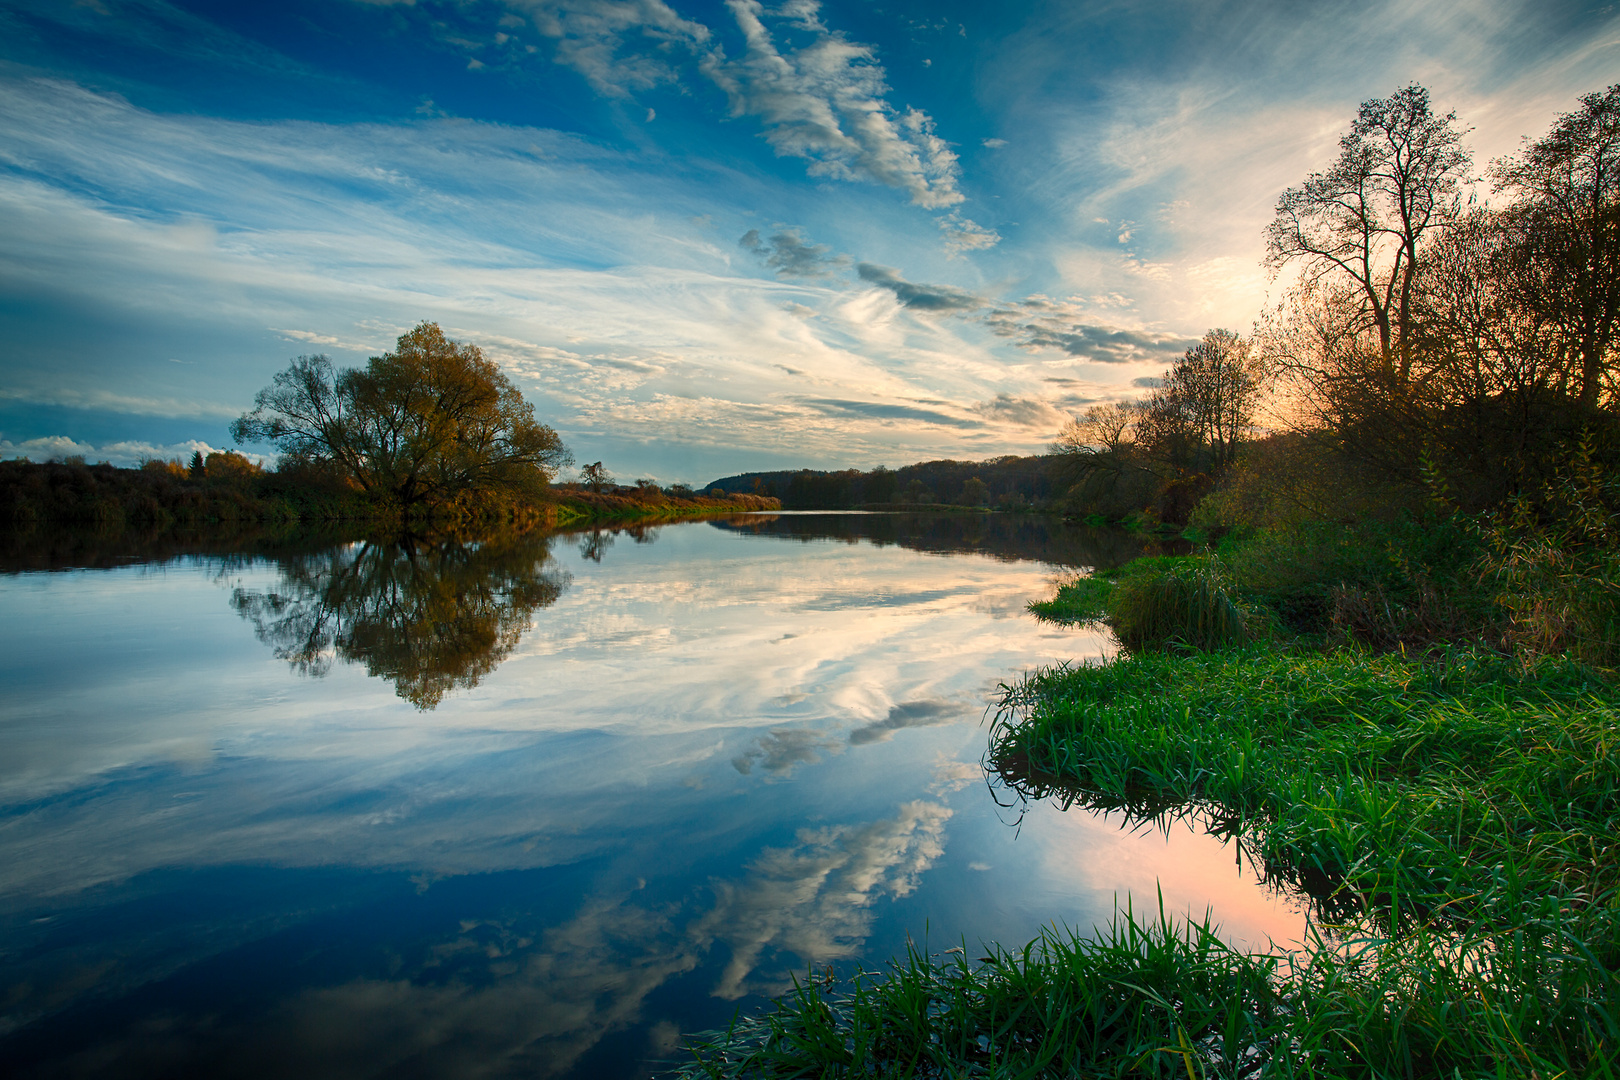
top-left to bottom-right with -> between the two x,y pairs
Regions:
0,514 -> 1305,1078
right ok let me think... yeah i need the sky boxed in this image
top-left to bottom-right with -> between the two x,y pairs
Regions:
0,0 -> 1615,484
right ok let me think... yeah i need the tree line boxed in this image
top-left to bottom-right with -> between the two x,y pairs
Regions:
705,456 -> 1060,511
1053,83 -> 1619,527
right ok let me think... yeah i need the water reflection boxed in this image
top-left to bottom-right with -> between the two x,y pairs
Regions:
989,754 -> 1352,925
230,533 -> 570,709
712,512 -> 1177,567
0,515 -> 1304,1078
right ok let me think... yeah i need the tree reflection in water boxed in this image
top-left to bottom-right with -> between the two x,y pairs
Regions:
231,532 -> 571,709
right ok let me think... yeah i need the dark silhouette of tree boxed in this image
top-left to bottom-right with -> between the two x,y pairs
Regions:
1491,84 -> 1620,408
232,323 -> 571,509
580,462 -> 613,492
1050,331 -> 1262,522
1256,84 -> 1619,509
1266,84 -> 1471,385
231,532 -> 571,709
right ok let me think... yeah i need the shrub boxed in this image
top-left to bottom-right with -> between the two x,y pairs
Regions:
1110,556 -> 1253,652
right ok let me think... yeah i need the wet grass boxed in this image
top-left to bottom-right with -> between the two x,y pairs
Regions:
675,648 -> 1620,1078
992,650 -> 1619,932
674,901 -> 1282,1080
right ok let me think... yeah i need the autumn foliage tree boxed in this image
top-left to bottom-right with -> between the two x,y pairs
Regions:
1053,330 -> 1264,522
233,323 -> 571,510
1258,84 -> 1620,510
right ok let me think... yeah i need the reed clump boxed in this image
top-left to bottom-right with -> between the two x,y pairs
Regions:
676,902 -> 1282,1080
1031,554 -> 1259,652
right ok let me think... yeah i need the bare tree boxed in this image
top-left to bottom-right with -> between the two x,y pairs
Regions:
1491,84 -> 1620,408
1162,329 -> 1265,472
1266,85 -> 1471,386
1054,401 -> 1140,455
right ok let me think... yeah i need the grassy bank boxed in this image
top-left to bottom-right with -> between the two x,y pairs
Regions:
679,647 -> 1619,1077
678,509 -> 1620,1078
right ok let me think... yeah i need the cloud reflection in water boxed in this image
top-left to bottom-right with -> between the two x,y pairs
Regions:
0,517 -> 1302,1077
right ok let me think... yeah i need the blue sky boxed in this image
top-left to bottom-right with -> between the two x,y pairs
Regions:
1,0 -> 1615,483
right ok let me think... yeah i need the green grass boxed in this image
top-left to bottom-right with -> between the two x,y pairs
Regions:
1028,573 -> 1116,625
992,649 -> 1619,930
674,901 -> 1282,1080
676,648 -> 1620,1078
1031,555 -> 1257,652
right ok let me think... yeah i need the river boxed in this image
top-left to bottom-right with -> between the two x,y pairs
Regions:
0,513 -> 1305,1078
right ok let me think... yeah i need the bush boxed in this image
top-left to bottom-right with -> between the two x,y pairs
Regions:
1109,556 -> 1253,651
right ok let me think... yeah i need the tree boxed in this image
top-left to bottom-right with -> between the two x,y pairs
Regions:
1051,401 -> 1158,520
1266,85 -> 1471,385
580,462 -> 613,491
1050,333 -> 1263,523
1491,84 -> 1620,408
1055,401 -> 1139,456
232,323 -> 571,508
1157,329 -> 1265,473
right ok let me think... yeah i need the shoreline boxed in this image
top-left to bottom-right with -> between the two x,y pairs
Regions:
676,538 -> 1620,1078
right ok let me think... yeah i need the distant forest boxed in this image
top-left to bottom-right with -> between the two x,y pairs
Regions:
704,456 -> 1059,511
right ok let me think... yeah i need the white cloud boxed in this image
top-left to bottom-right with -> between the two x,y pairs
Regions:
0,436 -> 272,468
508,0 -> 711,97
939,213 -> 1001,256
700,0 -> 964,208
0,74 -> 1227,476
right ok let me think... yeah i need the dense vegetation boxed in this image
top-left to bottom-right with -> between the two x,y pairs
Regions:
704,455 -> 1060,511
677,83 -> 1620,1079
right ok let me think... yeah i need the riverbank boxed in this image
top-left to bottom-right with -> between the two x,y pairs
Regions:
676,519 -> 1620,1078
550,486 -> 778,523
679,646 -> 1619,1078
0,458 -> 779,532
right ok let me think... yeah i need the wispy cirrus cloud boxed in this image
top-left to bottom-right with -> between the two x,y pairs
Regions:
702,0 -> 964,209
498,1 -> 967,210
0,385 -> 243,420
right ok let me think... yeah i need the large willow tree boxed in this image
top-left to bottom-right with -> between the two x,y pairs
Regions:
232,322 -> 571,509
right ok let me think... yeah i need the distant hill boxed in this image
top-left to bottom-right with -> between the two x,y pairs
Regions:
704,455 -> 1061,510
